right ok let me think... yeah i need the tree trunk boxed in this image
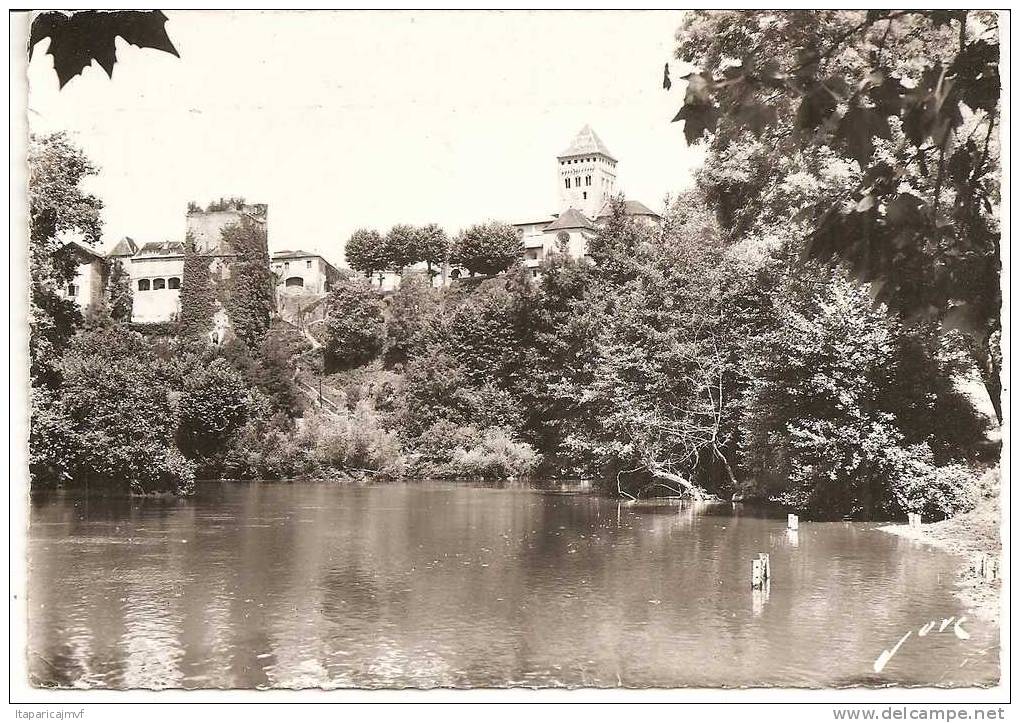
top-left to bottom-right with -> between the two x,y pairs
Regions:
648,465 -> 706,500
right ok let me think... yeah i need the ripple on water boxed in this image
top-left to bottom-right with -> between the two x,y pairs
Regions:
27,482 -> 1000,689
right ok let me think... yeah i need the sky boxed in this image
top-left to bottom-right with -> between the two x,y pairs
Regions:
27,10 -> 703,265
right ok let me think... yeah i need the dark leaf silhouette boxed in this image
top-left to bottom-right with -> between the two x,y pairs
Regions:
29,10 -> 179,88
662,62 -> 671,90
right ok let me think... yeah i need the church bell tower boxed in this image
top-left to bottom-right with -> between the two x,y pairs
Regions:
556,125 -> 617,218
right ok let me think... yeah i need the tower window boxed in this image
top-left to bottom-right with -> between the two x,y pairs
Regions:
138,279 -> 150,291
583,192 -> 587,200
67,284 -> 78,297
575,176 -> 580,187
306,259 -> 312,268
565,178 -> 570,189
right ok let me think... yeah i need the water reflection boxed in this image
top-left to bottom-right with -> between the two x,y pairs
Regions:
28,482 -> 999,689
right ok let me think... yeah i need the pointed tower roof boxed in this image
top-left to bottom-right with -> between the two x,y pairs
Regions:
108,236 -> 139,257
558,125 -> 616,161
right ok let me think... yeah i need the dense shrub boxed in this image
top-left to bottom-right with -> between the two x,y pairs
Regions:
178,357 -> 265,461
221,218 -> 275,348
310,402 -> 406,476
740,273 -> 991,518
321,277 -> 385,371
887,446 -> 982,521
449,428 -> 541,479
44,326 -> 195,495
383,274 -> 443,366
178,239 -> 219,340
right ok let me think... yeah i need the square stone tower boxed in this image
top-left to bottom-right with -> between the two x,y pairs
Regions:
556,125 -> 617,218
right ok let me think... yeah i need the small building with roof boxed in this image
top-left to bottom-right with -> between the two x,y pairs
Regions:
272,250 -> 342,295
513,125 -> 661,278
130,241 -> 186,323
54,239 -> 108,314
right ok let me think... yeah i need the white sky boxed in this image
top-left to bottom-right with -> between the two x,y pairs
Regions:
27,10 -> 703,265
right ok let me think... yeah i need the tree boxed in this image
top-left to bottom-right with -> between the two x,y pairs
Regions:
107,258 -> 133,322
36,326 -> 195,495
382,224 -> 419,271
450,222 -> 522,276
178,358 -> 261,460
221,218 -> 275,348
739,271 -> 987,518
417,223 -> 449,279
345,228 -> 388,281
28,133 -> 102,386
560,199 -> 758,496
321,277 -> 385,370
671,10 -> 1002,418
28,133 -> 103,280
383,274 -> 443,366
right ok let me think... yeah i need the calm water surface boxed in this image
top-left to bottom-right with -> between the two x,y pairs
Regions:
28,481 -> 998,688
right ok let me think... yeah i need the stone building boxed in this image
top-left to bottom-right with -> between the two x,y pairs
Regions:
54,240 -> 108,314
513,125 -> 661,279
129,241 -> 185,323
58,202 -> 285,326
272,250 -> 342,295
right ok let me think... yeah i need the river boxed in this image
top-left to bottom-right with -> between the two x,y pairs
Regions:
27,480 -> 998,688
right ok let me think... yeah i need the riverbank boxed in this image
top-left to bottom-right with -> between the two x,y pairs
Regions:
879,494 -> 1001,622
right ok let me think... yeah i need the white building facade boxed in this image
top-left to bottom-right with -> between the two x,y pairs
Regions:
514,125 -> 661,278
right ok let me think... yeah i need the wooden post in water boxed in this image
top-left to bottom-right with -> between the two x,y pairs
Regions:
787,514 -> 799,531
758,552 -> 771,581
908,512 -> 922,529
975,554 -> 999,581
751,558 -> 765,589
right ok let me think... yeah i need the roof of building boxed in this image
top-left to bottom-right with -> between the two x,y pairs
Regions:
273,249 -> 322,259
596,199 -> 661,220
136,241 -> 185,256
544,208 -> 597,232
56,239 -> 106,261
558,125 -> 616,161
272,249 -> 341,274
512,217 -> 556,228
108,236 -> 139,257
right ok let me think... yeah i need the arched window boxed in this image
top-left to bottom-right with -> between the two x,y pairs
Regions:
285,276 -> 304,288
153,278 -> 166,290
138,279 -> 150,291
168,277 -> 181,290
565,178 -> 570,189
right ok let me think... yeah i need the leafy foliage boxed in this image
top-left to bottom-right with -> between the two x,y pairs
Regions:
29,10 -> 179,88
178,235 -> 219,340
345,228 -> 388,279
383,224 -> 420,271
417,223 -> 450,277
221,218 -> 274,348
672,10 -> 1002,417
178,357 -> 262,461
321,277 -> 386,371
107,258 -> 133,322
383,274 -> 443,366
27,133 -> 101,387
34,326 -> 195,495
450,222 -> 522,276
